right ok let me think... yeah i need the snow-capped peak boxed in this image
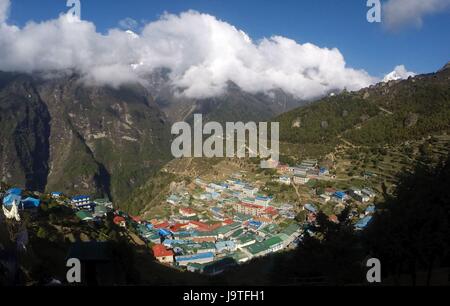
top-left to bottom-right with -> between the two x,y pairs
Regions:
125,30 -> 139,39
383,65 -> 416,83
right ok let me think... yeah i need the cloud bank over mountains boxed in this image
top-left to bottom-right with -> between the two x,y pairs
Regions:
0,0 -> 413,100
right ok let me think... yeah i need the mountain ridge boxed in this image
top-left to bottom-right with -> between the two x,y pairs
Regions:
276,61 -> 450,160
0,71 -> 306,205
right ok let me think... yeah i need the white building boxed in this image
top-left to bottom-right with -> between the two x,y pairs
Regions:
293,175 -> 310,185
278,176 -> 291,185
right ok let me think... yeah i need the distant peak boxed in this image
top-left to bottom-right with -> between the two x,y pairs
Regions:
125,30 -> 139,39
439,61 -> 450,72
383,65 -> 416,83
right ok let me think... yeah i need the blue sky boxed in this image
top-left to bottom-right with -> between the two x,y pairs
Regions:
5,0 -> 450,79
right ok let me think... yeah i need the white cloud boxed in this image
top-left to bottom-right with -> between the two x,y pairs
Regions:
383,0 -> 450,30
0,1 -> 391,99
382,65 -> 416,82
118,17 -> 139,30
0,0 -> 9,23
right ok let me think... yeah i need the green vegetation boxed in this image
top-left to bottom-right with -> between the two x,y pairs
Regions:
277,67 -> 450,161
124,171 -> 177,216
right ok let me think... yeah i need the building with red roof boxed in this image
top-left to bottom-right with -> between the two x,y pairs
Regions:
179,207 -> 197,217
263,207 -> 279,220
113,216 -> 126,228
188,221 -> 211,231
131,216 -> 143,224
152,244 -> 174,264
329,215 -> 339,224
154,221 -> 170,229
170,223 -> 187,233
222,219 -> 234,225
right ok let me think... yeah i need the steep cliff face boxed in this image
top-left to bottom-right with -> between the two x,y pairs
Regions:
0,70 -> 307,205
0,72 -> 172,204
0,73 -> 50,191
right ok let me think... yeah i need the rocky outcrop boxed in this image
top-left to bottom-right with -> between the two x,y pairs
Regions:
0,72 -> 172,204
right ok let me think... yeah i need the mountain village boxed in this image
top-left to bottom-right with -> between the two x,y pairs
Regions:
1,158 -> 378,276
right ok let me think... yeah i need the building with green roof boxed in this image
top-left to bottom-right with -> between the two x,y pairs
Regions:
197,242 -> 216,254
234,212 -> 252,222
230,228 -> 244,239
230,251 -> 250,263
76,211 -> 94,221
236,233 -> 257,248
212,222 -> 242,239
281,224 -> 301,236
244,236 -> 283,258
186,257 -> 238,275
94,204 -> 108,217
259,223 -> 279,237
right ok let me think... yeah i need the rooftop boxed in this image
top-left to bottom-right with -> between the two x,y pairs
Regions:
152,244 -> 174,258
245,236 -> 283,255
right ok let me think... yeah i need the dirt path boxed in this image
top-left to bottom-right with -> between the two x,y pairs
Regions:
292,183 -> 302,203
128,231 -> 146,246
378,107 -> 394,115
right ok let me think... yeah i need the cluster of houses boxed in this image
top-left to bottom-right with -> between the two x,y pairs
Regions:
0,185 -> 116,225
316,186 -> 376,205
2,188 -> 41,210
276,159 -> 331,186
146,168 -> 379,274
1,160 -> 379,276
146,219 -> 302,275
273,158 -> 379,230
1,187 -> 42,221
70,195 -> 114,221
300,186 -> 377,231
121,176 -> 304,274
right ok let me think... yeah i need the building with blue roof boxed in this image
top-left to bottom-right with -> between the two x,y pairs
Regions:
248,220 -> 263,229
304,203 -> 318,214
6,188 -> 23,196
163,239 -> 189,247
158,228 -> 173,238
167,194 -> 180,205
334,191 -> 348,202
355,216 -> 373,230
334,191 -> 347,198
21,197 -> 40,209
215,241 -> 237,253
51,192 -> 63,198
2,193 -> 22,207
71,195 -> 91,208
365,205 -> 376,214
319,168 -> 330,176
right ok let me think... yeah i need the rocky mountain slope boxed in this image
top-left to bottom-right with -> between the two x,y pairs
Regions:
0,72 -> 172,202
127,62 -> 450,216
0,71 -> 304,204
